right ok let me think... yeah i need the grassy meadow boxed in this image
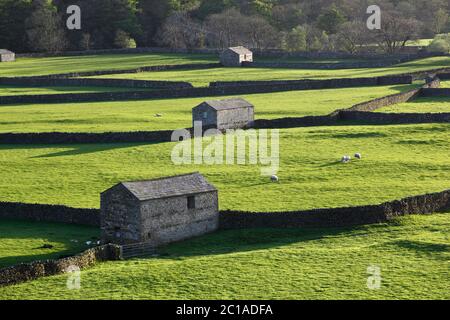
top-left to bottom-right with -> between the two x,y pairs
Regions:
0,84 -> 418,133
377,96 -> 450,113
0,220 -> 98,268
0,85 -> 148,96
0,52 -> 448,300
1,213 -> 448,300
0,124 -> 449,211
90,56 -> 450,87
0,53 -> 217,77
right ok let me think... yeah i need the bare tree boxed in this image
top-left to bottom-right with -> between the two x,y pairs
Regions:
204,8 -> 245,49
334,21 -> 367,53
246,15 -> 280,49
204,8 -> 280,49
155,11 -> 204,49
371,12 -> 422,53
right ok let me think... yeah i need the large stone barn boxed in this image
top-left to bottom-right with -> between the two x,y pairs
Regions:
100,172 -> 219,246
0,49 -> 15,62
192,98 -> 255,130
220,46 -> 253,67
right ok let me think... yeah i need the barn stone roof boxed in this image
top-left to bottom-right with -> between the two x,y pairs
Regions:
198,98 -> 254,111
0,49 -> 14,55
227,46 -> 252,55
117,172 -> 217,201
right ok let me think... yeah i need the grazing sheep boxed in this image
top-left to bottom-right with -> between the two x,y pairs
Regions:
86,241 -> 92,246
155,114 -> 163,117
341,156 -> 351,163
271,175 -> 279,182
355,153 -> 362,159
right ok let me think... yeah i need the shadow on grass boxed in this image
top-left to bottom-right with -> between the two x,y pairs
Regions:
0,143 -> 158,158
0,219 -> 99,268
330,132 -> 388,139
390,240 -> 449,260
151,226 -> 358,260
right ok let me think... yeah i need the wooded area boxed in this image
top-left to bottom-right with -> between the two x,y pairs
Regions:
0,0 -> 449,53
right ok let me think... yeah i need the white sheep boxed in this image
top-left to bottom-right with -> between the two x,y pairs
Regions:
355,153 -> 362,159
86,241 -> 92,246
341,156 -> 351,163
271,175 -> 279,183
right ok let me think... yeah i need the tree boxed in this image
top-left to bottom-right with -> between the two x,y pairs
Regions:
114,29 -> 137,48
317,6 -> 346,34
432,8 -> 449,34
283,26 -> 307,52
204,8 -> 246,48
334,21 -> 367,54
245,14 -> 279,49
371,11 -> 422,53
54,0 -> 141,50
156,11 -> 204,49
0,0 -> 33,52
271,3 -> 305,31
25,0 -> 68,52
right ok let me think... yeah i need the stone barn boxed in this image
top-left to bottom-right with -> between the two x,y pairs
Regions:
220,46 -> 253,67
0,49 -> 15,62
193,98 -> 255,130
100,172 -> 219,246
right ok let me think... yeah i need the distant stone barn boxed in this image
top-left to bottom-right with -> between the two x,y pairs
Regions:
100,173 -> 219,246
192,98 -> 255,130
0,49 -> 15,62
220,46 -> 253,67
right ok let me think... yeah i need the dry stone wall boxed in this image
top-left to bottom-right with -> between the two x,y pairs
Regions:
0,77 -> 193,89
0,244 -> 122,287
219,189 -> 450,229
0,202 -> 99,226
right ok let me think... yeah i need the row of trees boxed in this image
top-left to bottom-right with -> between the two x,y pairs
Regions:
0,0 -> 449,53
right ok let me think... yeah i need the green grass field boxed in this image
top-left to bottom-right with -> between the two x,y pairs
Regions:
90,57 -> 450,87
0,85 -> 148,96
0,84 -> 417,133
0,53 -> 448,300
1,213 -> 448,300
0,220 -> 98,268
376,97 -> 450,113
0,124 -> 449,211
0,53 -> 217,77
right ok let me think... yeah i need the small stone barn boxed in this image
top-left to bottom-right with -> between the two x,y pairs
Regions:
192,98 -> 255,130
100,172 -> 219,246
220,46 -> 253,67
0,49 -> 15,62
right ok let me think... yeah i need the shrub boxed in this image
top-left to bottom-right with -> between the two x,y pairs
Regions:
428,38 -> 450,53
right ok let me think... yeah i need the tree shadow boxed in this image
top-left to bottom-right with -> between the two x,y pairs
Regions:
150,226 -> 366,260
0,142 -> 159,158
0,219 -> 98,269
389,240 -> 449,261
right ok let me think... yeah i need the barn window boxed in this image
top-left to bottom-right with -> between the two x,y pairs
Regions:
203,112 -> 208,119
187,196 -> 196,209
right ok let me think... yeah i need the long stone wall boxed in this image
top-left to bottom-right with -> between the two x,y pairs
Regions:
420,88 -> 450,97
0,244 -> 122,287
0,202 -> 100,226
2,189 -> 449,231
338,110 -> 450,124
345,77 -> 441,113
0,77 -> 193,89
209,75 -> 412,88
242,59 -> 412,70
0,75 -> 413,105
219,189 -> 450,229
